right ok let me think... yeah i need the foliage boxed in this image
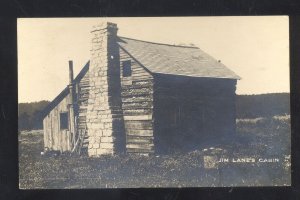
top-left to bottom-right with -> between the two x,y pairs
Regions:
236,93 -> 290,119
18,100 -> 49,130
19,116 -> 291,188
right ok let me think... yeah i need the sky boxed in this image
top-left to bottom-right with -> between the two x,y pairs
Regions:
18,16 -> 289,103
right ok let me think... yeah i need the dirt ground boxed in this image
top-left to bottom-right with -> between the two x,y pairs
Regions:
19,116 -> 291,189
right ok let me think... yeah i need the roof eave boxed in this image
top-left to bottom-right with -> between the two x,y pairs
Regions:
152,72 -> 241,80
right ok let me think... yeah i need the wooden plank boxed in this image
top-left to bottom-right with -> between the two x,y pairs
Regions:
79,80 -> 89,84
121,88 -> 153,96
126,129 -> 153,136
126,136 -> 153,143
122,102 -> 153,109
132,67 -> 150,73
127,135 -> 153,140
126,143 -> 154,149
124,121 -> 152,130
132,80 -> 153,87
79,88 -> 90,92
122,84 -> 153,90
124,115 -> 152,121
122,96 -> 152,103
122,96 -> 153,102
123,109 -> 152,115
127,148 -> 154,153
132,71 -> 151,77
132,75 -> 153,81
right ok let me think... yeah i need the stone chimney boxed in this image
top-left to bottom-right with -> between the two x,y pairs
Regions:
86,22 -> 125,157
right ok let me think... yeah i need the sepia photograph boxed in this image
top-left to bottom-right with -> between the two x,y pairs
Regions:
18,16 -> 290,188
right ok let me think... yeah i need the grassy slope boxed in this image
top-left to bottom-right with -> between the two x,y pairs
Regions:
19,117 -> 291,189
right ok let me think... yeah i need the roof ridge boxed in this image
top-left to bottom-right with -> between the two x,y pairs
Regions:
119,36 -> 199,49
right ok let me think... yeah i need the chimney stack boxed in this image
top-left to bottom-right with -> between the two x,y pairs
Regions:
86,22 -> 125,157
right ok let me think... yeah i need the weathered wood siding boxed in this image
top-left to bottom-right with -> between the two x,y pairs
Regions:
153,74 -> 237,154
43,63 -> 90,153
120,48 -> 154,154
43,93 -> 72,152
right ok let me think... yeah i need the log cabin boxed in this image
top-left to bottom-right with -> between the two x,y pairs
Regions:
42,22 -> 240,156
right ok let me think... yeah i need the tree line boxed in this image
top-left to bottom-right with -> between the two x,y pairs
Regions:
18,93 -> 290,131
236,93 -> 290,119
18,100 -> 49,131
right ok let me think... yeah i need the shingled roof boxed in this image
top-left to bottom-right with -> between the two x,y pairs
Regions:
118,37 -> 240,79
42,37 -> 240,118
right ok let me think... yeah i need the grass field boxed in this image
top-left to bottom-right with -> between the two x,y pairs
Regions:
19,116 -> 291,189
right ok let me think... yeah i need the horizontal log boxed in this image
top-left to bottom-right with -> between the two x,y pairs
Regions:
126,129 -> 153,136
78,113 -> 87,117
79,89 -> 90,93
127,135 -> 153,139
79,85 -> 90,89
80,81 -> 89,84
124,121 -> 152,130
80,87 -> 90,91
127,149 -> 154,153
120,51 -> 131,58
121,88 -> 153,96
122,85 -> 153,90
122,84 -> 153,91
79,97 -> 89,101
78,99 -> 89,102
132,67 -> 149,73
132,72 -> 151,78
127,136 -> 153,143
122,102 -> 153,109
126,143 -> 154,149
79,93 -> 89,97
132,80 -> 153,86
132,74 -> 153,80
80,78 -> 89,82
124,115 -> 152,121
78,96 -> 87,100
122,96 -> 152,103
123,107 -> 153,110
80,82 -> 90,86
78,101 -> 88,105
123,109 -> 152,116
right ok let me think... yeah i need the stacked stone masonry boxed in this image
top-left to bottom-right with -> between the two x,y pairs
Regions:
86,22 -> 125,157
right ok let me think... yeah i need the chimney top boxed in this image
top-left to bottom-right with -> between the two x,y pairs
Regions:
91,22 -> 118,34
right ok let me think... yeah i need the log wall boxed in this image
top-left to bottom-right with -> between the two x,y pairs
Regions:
76,70 -> 90,132
120,48 -> 154,154
76,68 -> 90,151
153,74 -> 237,154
